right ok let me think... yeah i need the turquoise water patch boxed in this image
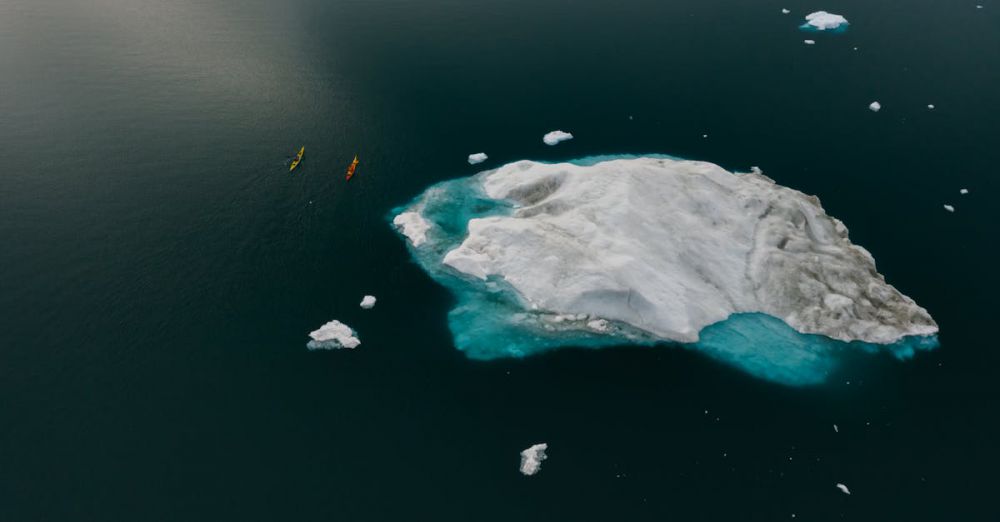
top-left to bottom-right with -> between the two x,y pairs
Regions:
391,155 -> 937,386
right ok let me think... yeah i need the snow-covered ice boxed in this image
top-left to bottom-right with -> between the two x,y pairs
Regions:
468,152 -> 488,165
803,11 -> 849,31
836,483 -> 851,495
519,443 -> 548,476
782,8 -> 790,14
543,130 -> 573,146
804,40 -> 816,45
360,295 -> 377,309
440,157 -> 936,345
393,211 -> 432,246
308,320 -> 360,349
869,101 -> 882,112
928,104 -> 936,109
392,155 -> 939,384
960,188 -> 969,195
944,204 -> 955,212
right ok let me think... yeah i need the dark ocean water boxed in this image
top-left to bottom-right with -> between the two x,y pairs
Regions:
1,0 -> 998,520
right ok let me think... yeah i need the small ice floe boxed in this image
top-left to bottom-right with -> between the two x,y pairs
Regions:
960,188 -> 969,195
803,11 -> 849,31
519,443 -> 548,476
702,133 -> 709,138
782,8 -> 790,14
943,204 -> 955,212
869,101 -> 882,112
543,130 -> 573,146
750,166 -> 763,175
804,39 -> 816,45
393,211 -> 432,247
834,424 -> 839,433
836,483 -> 851,495
307,319 -> 360,349
468,152 -> 488,165
360,295 -> 377,309
927,104 -> 936,110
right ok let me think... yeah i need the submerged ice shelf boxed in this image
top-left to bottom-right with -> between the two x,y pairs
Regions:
391,155 -> 938,385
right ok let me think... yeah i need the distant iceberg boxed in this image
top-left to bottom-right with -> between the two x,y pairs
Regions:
391,155 -> 938,385
468,152 -> 488,165
519,443 -> 548,476
308,319 -> 360,349
360,295 -> 377,309
543,130 -> 573,146
801,11 -> 849,32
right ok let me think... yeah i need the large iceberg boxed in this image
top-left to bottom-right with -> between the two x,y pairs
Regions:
391,155 -> 938,385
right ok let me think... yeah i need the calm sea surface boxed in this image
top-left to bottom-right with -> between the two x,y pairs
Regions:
2,0 -> 999,520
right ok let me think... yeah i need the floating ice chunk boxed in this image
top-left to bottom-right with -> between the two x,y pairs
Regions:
804,39 -> 816,45
543,130 -> 573,146
440,157 -> 938,345
869,101 -> 881,112
468,152 -> 488,165
943,204 -> 955,212
308,319 -> 360,349
782,8 -> 790,14
519,443 -> 548,476
393,211 -> 432,247
960,188 -> 969,195
836,483 -> 851,495
394,155 -> 939,384
834,424 -> 839,432
803,11 -> 849,31
360,295 -> 377,309
927,104 -> 935,109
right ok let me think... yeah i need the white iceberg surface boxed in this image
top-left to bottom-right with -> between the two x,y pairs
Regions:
393,211 -> 432,247
804,40 -> 816,45
869,101 -> 881,112
468,152 -> 488,165
836,483 -> 851,495
308,319 -> 360,349
391,156 -> 938,384
944,204 -> 955,212
960,188 -> 968,195
360,295 -> 377,309
519,443 -> 548,476
803,11 -> 849,31
782,8 -> 790,14
543,130 -> 573,146
440,158 -> 936,345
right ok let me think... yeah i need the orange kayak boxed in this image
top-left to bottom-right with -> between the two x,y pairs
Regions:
345,155 -> 359,181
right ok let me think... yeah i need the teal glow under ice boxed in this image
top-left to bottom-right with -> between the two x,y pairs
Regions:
391,156 -> 937,386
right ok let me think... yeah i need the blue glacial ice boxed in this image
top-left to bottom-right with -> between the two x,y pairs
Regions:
391,155 -> 938,385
